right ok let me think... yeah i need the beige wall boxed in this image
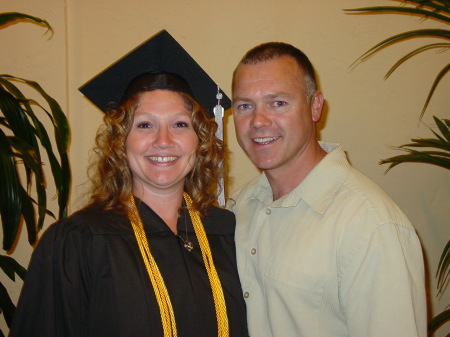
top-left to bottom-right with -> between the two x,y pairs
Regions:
2,0 -> 449,334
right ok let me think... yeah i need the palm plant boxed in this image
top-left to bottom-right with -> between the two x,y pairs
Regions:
345,1 -> 449,335
0,12 -> 71,335
346,0 -> 450,120
380,116 -> 450,171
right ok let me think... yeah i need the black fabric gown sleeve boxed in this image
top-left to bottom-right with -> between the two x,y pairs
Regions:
8,213 -> 91,336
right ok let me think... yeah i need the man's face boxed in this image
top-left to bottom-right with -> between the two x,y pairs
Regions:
232,56 -> 323,175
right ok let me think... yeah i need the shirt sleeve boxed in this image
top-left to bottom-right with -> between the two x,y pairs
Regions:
339,222 -> 427,337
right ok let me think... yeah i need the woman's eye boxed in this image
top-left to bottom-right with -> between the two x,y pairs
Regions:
137,122 -> 152,128
174,121 -> 189,128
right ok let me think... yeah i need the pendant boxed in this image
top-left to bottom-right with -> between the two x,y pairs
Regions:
177,235 -> 194,252
183,240 -> 194,252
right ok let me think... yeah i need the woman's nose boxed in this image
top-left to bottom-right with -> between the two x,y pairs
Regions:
153,127 -> 174,148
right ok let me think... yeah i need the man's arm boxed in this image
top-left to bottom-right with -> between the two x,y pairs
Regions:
339,222 -> 427,337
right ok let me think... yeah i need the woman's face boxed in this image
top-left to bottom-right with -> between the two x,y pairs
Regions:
126,90 -> 198,195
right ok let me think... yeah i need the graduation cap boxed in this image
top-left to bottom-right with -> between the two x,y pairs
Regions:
79,29 -> 231,118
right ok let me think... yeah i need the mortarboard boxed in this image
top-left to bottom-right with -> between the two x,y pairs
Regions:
78,29 -> 230,118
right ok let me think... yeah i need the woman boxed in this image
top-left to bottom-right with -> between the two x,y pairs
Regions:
9,72 -> 248,337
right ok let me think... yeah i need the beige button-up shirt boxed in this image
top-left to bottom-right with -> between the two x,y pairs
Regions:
230,142 -> 426,337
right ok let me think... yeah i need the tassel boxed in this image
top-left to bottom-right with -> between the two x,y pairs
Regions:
214,86 -> 225,207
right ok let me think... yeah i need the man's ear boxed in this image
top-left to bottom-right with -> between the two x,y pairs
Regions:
311,91 -> 324,122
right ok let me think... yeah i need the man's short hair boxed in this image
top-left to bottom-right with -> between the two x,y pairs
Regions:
233,42 -> 317,101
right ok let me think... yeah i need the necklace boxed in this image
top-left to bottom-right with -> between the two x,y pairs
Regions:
177,211 -> 193,251
128,193 -> 229,337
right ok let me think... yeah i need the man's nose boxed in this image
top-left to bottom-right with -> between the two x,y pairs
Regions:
250,106 -> 272,129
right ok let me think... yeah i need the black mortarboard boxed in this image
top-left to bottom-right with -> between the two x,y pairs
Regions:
79,30 -> 230,118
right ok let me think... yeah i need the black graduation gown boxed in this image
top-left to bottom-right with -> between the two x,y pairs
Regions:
9,201 -> 248,337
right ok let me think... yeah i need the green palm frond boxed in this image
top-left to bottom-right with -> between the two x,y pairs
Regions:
345,5 -> 450,23
0,281 -> 15,330
0,255 -> 26,282
0,75 -> 71,249
436,240 -> 450,293
380,149 -> 450,169
1,76 -> 71,219
350,28 -> 450,66
0,128 -> 22,249
384,43 -> 450,78
428,308 -> 450,334
380,116 -> 450,170
0,12 -> 52,35
421,63 -> 450,119
345,1 -> 450,119
0,255 -> 26,328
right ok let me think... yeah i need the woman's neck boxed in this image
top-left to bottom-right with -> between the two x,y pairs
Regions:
133,186 -> 184,234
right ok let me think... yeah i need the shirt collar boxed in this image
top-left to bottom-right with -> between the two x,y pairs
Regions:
250,142 -> 350,214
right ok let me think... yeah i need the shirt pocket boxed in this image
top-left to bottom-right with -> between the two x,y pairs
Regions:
265,260 -> 325,292
263,260 -> 325,335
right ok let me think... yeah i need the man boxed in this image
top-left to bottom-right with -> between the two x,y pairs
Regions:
229,42 -> 426,337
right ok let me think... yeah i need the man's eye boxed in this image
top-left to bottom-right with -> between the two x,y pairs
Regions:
273,101 -> 287,107
238,104 -> 252,110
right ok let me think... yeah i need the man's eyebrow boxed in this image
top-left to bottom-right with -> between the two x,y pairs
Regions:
232,97 -> 252,103
265,93 -> 290,100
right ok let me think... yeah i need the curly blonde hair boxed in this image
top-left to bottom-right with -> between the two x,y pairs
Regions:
87,90 -> 224,216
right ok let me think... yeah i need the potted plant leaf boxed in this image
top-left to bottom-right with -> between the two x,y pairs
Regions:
0,12 -> 71,335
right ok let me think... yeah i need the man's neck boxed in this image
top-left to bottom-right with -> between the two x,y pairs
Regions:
266,143 -> 327,201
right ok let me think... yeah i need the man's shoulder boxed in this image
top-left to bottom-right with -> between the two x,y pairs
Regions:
316,142 -> 411,226
337,165 -> 413,228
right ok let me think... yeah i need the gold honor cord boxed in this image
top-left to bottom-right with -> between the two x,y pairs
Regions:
183,193 -> 229,337
128,194 -> 229,337
129,196 -> 177,337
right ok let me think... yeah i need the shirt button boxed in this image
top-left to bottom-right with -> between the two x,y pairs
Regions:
265,208 -> 271,215
251,248 -> 257,255
243,292 -> 249,298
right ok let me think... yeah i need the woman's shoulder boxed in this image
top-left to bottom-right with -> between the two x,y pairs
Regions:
47,204 -> 130,237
